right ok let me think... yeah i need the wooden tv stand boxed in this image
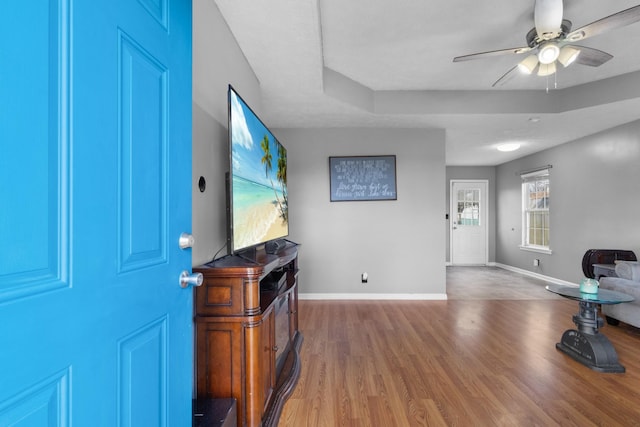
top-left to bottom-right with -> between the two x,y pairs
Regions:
193,242 -> 302,427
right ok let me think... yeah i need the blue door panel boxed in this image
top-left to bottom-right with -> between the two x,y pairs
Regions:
118,34 -> 168,271
118,317 -> 167,427
0,0 -> 69,302
0,369 -> 70,426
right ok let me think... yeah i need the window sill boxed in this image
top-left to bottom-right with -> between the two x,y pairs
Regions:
519,245 -> 552,255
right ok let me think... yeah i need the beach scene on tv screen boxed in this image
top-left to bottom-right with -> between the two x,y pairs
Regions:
230,90 -> 288,251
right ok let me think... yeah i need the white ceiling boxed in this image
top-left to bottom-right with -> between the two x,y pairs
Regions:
213,0 -> 640,165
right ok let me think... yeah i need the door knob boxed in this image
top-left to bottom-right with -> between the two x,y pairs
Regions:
178,233 -> 195,249
179,271 -> 203,288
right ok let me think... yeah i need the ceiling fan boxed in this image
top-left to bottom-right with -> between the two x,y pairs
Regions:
453,0 -> 640,87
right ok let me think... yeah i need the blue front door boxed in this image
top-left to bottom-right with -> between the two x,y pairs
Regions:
0,1 -> 193,425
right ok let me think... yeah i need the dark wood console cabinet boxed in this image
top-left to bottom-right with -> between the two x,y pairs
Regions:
193,242 -> 302,427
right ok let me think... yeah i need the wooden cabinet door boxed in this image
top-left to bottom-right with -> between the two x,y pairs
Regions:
195,321 -> 244,400
243,307 -> 274,427
289,285 -> 299,341
261,308 -> 275,411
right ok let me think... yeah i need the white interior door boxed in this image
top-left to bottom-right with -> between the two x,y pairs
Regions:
451,180 -> 488,265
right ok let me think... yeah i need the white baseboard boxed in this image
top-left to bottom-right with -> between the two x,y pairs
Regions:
300,264 -> 574,301
446,261 -> 497,267
299,293 -> 448,301
494,263 -> 576,287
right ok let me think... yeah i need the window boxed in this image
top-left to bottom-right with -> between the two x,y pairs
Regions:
521,169 -> 550,252
456,189 -> 480,226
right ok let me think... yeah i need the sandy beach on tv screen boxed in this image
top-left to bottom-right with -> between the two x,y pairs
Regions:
235,200 -> 288,250
264,215 -> 288,241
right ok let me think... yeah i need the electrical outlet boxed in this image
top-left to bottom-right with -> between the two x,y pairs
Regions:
533,259 -> 540,267
361,272 -> 368,283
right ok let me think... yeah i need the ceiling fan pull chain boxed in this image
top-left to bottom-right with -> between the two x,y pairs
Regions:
546,75 -> 549,93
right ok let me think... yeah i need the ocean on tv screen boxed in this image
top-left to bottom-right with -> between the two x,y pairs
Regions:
232,176 -> 287,250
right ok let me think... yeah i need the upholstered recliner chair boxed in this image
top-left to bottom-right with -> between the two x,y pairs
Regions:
599,262 -> 640,328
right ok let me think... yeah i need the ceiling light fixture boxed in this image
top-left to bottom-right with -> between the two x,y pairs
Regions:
538,42 -> 560,64
497,143 -> 521,152
537,62 -> 556,76
558,45 -> 580,67
518,55 -> 539,74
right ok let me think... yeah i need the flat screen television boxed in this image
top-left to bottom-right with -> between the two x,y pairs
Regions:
227,85 -> 288,254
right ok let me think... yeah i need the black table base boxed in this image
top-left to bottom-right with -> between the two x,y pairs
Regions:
556,329 -> 624,373
555,300 -> 625,373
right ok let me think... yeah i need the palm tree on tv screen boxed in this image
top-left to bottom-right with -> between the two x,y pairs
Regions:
261,135 -> 288,224
276,143 -> 288,222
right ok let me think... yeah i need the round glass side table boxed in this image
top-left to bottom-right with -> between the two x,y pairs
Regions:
546,284 -> 634,373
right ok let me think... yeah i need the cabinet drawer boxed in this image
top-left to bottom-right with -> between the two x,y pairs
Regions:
195,275 -> 261,316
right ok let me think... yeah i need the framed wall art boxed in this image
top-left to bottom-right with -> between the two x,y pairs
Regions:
329,155 -> 397,202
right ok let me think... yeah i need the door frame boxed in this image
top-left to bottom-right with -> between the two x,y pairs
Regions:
449,179 -> 489,265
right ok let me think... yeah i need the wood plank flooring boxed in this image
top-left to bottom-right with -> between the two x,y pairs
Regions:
279,267 -> 640,426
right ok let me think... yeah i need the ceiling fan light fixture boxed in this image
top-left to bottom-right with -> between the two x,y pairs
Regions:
518,55 -> 539,74
538,43 -> 560,64
497,143 -> 521,152
537,62 -> 557,76
558,46 -> 580,67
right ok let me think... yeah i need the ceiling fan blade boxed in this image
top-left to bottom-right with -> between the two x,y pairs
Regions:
571,45 -> 613,67
492,66 -> 520,87
453,46 -> 532,62
566,5 -> 640,42
534,0 -> 564,39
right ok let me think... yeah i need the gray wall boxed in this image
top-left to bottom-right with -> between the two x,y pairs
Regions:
191,1 -> 447,296
192,0 -> 263,266
495,119 -> 640,283
275,128 -> 446,297
445,166 -> 496,264
192,103 -> 228,266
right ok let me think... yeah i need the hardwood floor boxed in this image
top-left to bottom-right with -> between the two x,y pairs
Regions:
279,267 -> 640,426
